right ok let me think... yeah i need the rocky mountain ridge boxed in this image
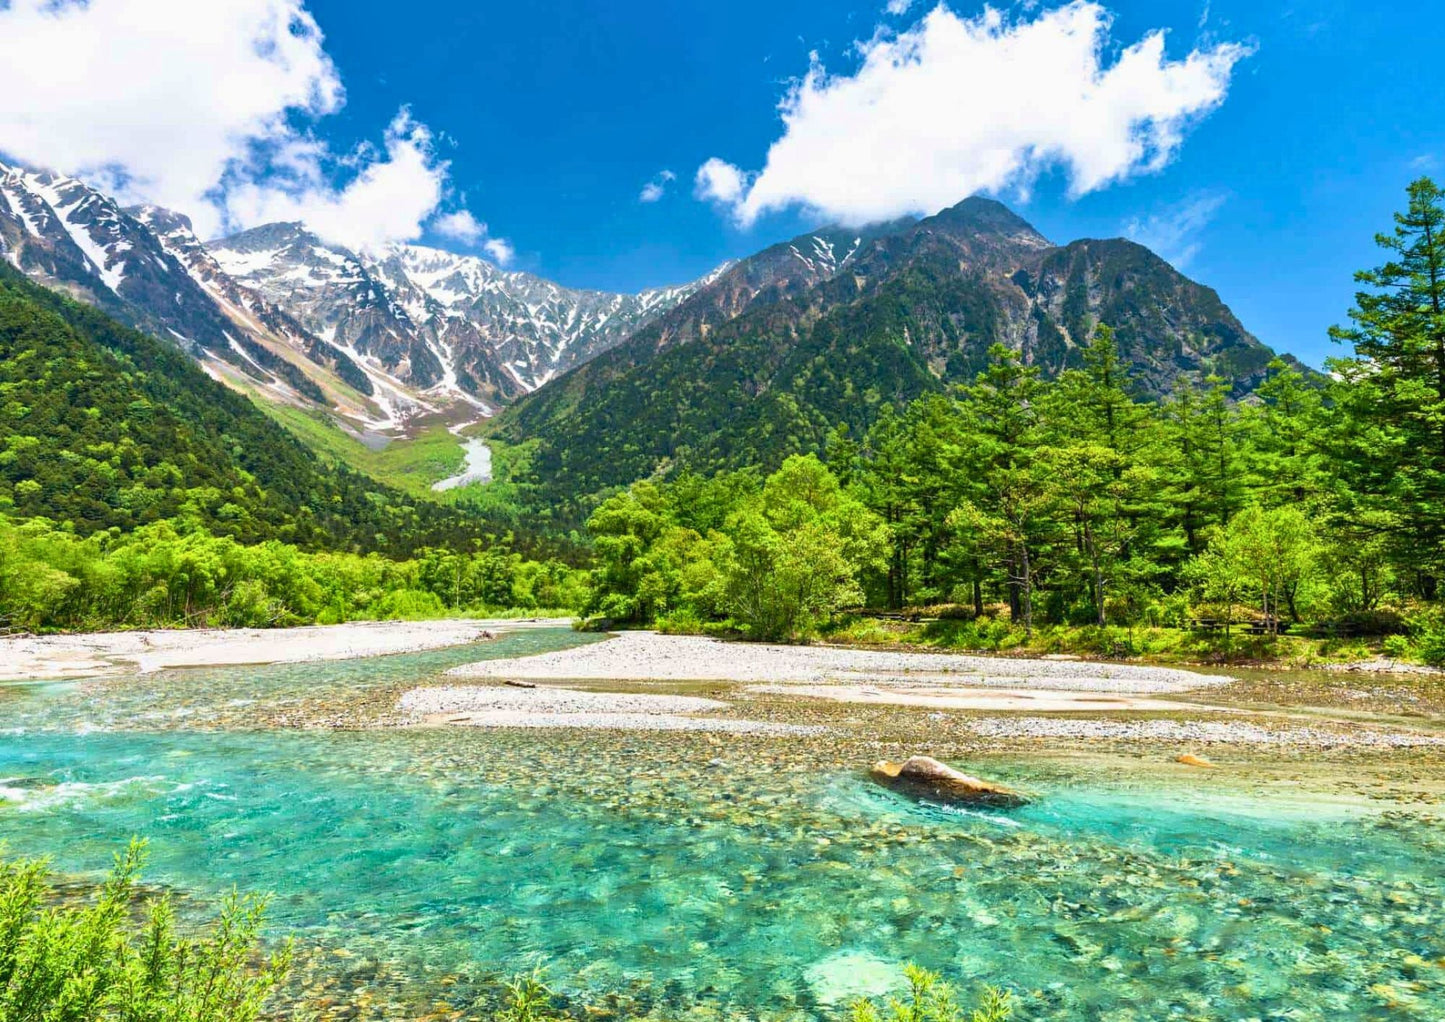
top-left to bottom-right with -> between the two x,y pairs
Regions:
0,159 -> 717,434
495,196 -> 1303,499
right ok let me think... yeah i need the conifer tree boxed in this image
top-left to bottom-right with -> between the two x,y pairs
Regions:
1327,177 -> 1445,592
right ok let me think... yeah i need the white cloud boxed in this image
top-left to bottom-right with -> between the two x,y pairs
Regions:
639,169 -> 677,203
483,238 -> 516,266
0,0 -> 483,251
1123,192 -> 1226,269
695,158 -> 750,206
426,202 -> 513,262
224,110 -> 450,251
886,0 -> 915,14
432,209 -> 487,245
700,2 -> 1251,227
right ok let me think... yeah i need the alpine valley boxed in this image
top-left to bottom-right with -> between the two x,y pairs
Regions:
0,159 -> 718,440
1,158 -> 1297,507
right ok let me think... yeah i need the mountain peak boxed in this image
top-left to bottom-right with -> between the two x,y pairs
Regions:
925,195 -> 1052,248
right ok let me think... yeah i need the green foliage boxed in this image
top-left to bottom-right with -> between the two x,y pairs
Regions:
1187,506 -> 1320,634
1326,177 -> 1445,585
0,263 -> 504,555
849,963 -> 1011,1022
0,841 -> 290,1022
496,967 -> 561,1022
0,514 -> 588,631
1407,608 -> 1445,667
583,456 -> 885,641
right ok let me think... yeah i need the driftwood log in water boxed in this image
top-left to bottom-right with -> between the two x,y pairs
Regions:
870,756 -> 1029,808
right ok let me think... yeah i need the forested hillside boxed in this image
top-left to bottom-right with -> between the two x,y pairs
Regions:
494,198 -> 1298,507
0,263 -> 490,554
572,179 -> 1445,656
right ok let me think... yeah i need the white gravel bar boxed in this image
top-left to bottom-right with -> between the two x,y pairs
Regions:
448,631 -> 1226,694
399,683 -> 822,735
400,685 -> 730,716
1,618 -> 567,681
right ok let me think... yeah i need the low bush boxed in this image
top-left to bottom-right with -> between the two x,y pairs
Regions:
0,840 -> 291,1022
850,963 -> 1011,1022
1409,608 -> 1445,667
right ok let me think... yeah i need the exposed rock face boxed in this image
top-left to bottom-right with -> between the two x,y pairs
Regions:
870,756 -> 1029,808
209,223 -> 722,405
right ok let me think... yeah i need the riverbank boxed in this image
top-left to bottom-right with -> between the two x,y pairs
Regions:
822,615 -> 1445,673
0,617 -> 568,681
416,630 -> 1445,751
446,631 -> 1222,692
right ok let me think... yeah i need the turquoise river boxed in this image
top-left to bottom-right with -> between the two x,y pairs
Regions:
2,627 -> 1443,1020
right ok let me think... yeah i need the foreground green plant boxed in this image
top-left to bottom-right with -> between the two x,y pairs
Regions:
497,966 -> 561,1022
0,840 -> 291,1022
850,963 -> 1011,1022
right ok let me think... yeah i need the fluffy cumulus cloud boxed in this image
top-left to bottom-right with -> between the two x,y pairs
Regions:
694,158 -> 750,205
699,2 -> 1251,226
1124,191 -> 1226,268
0,0 -> 502,255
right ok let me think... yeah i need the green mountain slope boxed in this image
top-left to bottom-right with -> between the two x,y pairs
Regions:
0,264 -> 486,553
495,197 -> 1301,505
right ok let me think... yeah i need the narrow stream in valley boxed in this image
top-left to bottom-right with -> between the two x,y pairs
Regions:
432,437 -> 493,491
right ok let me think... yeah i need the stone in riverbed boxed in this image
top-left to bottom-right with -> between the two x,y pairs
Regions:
870,756 -> 1029,808
1176,753 -> 1216,768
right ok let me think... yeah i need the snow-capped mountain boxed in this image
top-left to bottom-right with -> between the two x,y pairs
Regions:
0,160 -> 388,420
0,158 -> 719,432
209,223 -> 723,405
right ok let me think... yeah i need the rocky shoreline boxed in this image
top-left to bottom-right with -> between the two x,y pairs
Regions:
404,631 -> 1445,753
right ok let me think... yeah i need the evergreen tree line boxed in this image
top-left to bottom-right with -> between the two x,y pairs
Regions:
580,180 -> 1445,651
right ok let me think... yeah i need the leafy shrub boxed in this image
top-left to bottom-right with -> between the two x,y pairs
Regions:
1381,634 -> 1413,659
1327,609 -> 1408,636
0,840 -> 291,1022
655,607 -> 707,635
1409,609 -> 1445,667
850,963 -> 1011,1022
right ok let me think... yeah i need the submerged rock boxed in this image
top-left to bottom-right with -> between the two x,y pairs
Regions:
803,950 -> 900,1005
870,756 -> 1029,808
1176,753 -> 1216,768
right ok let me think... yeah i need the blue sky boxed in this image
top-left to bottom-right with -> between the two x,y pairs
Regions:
1,1 -> 1442,369
309,0 -> 1441,369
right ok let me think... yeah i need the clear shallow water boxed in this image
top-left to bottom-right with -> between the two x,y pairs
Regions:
2,629 -> 1443,1020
